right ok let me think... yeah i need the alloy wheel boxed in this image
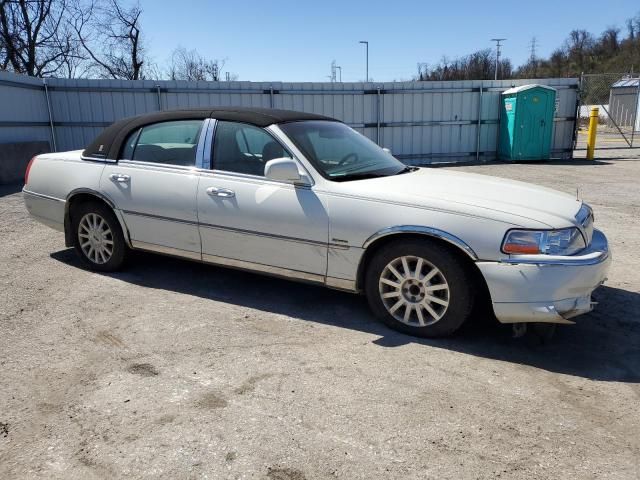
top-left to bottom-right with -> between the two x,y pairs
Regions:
78,213 -> 114,265
378,255 -> 450,327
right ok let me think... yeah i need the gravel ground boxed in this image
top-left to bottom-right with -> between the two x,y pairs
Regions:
1,152 -> 639,479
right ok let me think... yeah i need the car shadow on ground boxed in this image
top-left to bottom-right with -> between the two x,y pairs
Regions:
51,248 -> 640,383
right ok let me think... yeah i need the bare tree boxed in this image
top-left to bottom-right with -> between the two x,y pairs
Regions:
417,49 -> 511,81
600,27 -> 620,54
167,47 -> 225,81
74,0 -> 150,80
627,14 -> 640,40
0,32 -> 8,70
0,0 -> 77,76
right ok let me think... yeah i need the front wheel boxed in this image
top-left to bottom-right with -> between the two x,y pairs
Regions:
365,240 -> 475,338
72,202 -> 127,272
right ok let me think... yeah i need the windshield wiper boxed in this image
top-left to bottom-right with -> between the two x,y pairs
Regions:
331,172 -> 389,182
395,166 -> 418,175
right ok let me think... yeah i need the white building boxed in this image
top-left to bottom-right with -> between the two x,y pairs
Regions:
608,77 -> 640,132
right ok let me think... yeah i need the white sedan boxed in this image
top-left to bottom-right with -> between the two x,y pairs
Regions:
23,107 -> 611,338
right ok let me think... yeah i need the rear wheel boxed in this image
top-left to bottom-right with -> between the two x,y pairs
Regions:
72,201 -> 127,272
365,239 -> 475,338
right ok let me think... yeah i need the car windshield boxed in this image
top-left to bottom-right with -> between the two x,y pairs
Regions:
279,121 -> 408,181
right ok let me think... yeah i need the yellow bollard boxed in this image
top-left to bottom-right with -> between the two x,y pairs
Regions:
586,107 -> 599,160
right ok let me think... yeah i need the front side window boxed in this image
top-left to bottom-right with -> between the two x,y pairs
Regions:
212,121 -> 291,176
279,121 -> 406,181
121,120 -> 203,166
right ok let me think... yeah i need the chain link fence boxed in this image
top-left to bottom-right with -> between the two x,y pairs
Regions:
577,73 -> 640,149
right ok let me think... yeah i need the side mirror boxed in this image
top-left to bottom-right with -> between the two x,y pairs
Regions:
264,158 -> 304,184
382,147 -> 392,154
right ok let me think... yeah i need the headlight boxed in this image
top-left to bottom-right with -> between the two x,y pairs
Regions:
502,228 -> 586,256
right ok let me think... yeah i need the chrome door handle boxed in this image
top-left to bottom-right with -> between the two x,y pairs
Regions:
109,173 -> 130,183
206,187 -> 235,198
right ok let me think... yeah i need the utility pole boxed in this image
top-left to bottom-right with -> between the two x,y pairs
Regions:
330,60 -> 337,82
491,38 -> 506,80
359,41 -> 369,82
225,72 -> 230,82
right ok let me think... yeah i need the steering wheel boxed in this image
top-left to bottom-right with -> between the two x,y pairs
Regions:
337,152 -> 359,167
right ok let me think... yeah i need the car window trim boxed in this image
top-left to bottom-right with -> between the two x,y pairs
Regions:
116,159 -> 200,172
200,168 -> 314,189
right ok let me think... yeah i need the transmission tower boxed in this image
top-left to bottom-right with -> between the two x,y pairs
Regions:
529,37 -> 538,62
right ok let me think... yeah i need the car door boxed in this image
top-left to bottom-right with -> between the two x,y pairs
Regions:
100,119 -> 206,258
197,120 -> 329,278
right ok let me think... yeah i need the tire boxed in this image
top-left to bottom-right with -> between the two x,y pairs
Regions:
71,201 -> 127,272
365,239 -> 475,338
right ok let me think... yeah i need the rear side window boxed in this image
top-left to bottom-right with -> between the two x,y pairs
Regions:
121,120 -> 203,166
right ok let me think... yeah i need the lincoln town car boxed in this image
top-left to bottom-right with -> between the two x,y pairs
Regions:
23,108 -> 611,338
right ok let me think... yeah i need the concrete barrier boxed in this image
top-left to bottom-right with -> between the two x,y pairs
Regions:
0,141 -> 50,185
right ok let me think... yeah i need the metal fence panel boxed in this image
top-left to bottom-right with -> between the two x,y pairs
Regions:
0,71 -> 579,163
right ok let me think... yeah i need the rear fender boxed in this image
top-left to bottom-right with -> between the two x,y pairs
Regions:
64,188 -> 132,248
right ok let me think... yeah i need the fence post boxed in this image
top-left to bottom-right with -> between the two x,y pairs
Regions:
476,82 -> 483,162
43,79 -> 57,152
572,73 -> 584,152
631,77 -> 640,148
155,85 -> 162,111
494,82 -> 502,161
376,87 -> 381,145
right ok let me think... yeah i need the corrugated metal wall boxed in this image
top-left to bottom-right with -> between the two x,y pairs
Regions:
0,71 -> 579,163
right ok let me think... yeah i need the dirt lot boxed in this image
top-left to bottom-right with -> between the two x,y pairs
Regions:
1,153 -> 639,479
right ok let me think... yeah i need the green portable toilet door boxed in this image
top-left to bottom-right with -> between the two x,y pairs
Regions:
499,96 -> 518,159
516,91 -> 552,160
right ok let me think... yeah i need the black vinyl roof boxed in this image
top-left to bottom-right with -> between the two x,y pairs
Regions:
82,107 -> 338,160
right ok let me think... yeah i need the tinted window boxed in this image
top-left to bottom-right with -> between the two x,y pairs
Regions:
122,120 -> 203,166
212,121 -> 291,176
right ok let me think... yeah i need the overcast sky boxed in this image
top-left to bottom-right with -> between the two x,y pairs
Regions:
139,0 -> 639,81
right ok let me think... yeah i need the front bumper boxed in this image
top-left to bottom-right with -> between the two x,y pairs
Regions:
477,229 -> 611,324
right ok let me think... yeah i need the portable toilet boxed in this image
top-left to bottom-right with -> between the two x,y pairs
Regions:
498,84 -> 556,161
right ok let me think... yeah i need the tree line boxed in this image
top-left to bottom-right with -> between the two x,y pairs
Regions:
0,0 -> 236,80
417,12 -> 640,81
3,1 -> 639,82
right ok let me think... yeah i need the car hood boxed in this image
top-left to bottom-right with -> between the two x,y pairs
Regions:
336,167 -> 582,228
